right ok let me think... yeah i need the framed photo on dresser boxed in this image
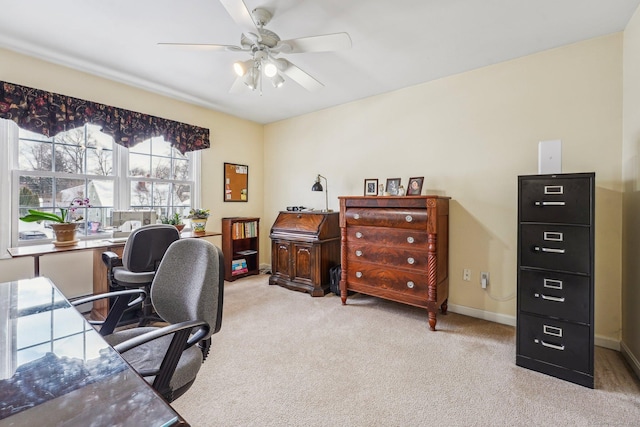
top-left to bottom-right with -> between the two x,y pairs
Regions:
407,177 -> 424,195
386,178 -> 401,195
364,179 -> 378,196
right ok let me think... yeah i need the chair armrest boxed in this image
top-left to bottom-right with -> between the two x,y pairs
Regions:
71,289 -> 146,307
72,289 -> 146,336
102,251 -> 123,268
113,319 -> 209,354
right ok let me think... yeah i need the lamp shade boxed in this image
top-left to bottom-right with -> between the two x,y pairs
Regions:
312,179 -> 323,192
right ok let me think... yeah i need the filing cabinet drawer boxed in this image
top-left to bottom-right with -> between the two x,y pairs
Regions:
346,242 -> 428,270
519,177 -> 592,225
518,313 -> 591,374
345,208 -> 427,230
520,224 -> 591,274
519,269 -> 590,323
347,226 -> 428,248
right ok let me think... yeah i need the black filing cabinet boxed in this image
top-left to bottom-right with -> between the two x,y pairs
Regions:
516,173 -> 594,388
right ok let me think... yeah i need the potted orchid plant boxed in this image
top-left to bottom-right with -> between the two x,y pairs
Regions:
19,197 -> 91,246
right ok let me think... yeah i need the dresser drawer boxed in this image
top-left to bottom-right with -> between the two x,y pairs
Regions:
518,313 -> 591,374
346,261 -> 429,297
519,269 -> 590,323
519,177 -> 592,225
346,242 -> 428,269
520,224 -> 591,274
345,208 -> 427,230
347,226 -> 428,247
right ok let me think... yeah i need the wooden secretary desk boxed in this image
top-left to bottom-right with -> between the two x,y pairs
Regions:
269,211 -> 340,296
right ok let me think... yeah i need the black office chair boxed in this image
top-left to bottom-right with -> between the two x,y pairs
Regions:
102,224 -> 180,326
100,239 -> 224,402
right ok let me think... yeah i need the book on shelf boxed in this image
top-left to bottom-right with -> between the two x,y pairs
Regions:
231,258 -> 249,275
232,220 -> 258,239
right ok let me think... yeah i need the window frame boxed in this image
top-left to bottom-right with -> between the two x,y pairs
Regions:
2,120 -> 201,254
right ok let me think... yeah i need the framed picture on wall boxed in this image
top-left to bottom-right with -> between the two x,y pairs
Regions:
407,177 -> 424,195
386,178 -> 401,196
364,179 -> 378,196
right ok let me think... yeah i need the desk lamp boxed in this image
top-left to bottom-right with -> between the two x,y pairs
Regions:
312,174 -> 332,212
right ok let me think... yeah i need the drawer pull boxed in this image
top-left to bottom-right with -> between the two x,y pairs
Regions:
534,246 -> 566,254
355,232 -> 363,239
405,215 -> 413,222
353,214 -> 360,220
535,293 -> 565,303
407,281 -> 415,289
543,232 -> 563,242
544,185 -> 564,195
355,271 -> 363,278
534,201 -> 566,206
355,250 -> 363,257
535,339 -> 565,351
543,278 -> 563,289
407,236 -> 415,244
407,257 -> 415,265
543,325 -> 563,337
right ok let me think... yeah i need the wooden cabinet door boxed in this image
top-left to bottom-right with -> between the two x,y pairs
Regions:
272,240 -> 292,280
292,243 -> 314,284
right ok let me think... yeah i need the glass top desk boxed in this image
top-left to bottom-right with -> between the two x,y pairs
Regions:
0,277 -> 188,426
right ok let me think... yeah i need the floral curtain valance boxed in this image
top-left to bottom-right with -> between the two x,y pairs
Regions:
0,81 -> 209,153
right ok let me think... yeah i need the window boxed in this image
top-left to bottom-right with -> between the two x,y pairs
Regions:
2,119 -> 199,251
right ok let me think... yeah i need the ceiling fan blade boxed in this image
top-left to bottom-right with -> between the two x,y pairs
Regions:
219,0 -> 260,37
280,60 -> 324,92
157,42 -> 245,52
276,32 -> 352,54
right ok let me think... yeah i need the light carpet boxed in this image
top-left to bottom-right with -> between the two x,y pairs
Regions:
172,274 -> 640,426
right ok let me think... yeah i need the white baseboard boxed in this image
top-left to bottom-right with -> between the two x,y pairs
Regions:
448,303 -> 516,327
621,341 -> 640,379
448,303 -> 620,350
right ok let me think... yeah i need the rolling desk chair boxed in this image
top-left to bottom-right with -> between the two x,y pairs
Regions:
103,239 -> 225,402
102,224 -> 180,326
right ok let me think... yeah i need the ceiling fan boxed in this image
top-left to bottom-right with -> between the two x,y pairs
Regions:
158,0 -> 352,94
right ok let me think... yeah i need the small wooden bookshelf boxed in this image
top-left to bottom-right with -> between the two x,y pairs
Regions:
222,217 -> 260,281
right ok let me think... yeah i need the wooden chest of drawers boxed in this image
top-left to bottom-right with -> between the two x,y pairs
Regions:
516,173 -> 594,388
338,196 -> 450,330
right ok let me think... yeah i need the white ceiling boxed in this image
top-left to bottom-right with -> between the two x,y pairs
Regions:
1,0 -> 638,124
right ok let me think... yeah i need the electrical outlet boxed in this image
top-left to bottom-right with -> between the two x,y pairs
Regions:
481,272 -> 489,288
463,269 -> 471,281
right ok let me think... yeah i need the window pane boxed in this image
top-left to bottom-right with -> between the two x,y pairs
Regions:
131,180 -> 152,207
174,159 -> 189,180
152,137 -> 172,157
86,147 -> 113,176
18,139 -> 53,171
129,153 -> 150,177
152,156 -> 171,179
129,139 -> 151,155
54,129 -> 86,174
152,182 -> 171,207
176,183 -> 191,205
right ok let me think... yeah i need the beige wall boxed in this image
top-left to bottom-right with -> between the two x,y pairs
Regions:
0,47 -> 264,297
0,32 -> 628,348
622,6 -> 640,374
264,34 -> 623,346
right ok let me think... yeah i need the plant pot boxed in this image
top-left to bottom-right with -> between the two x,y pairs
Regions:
175,224 -> 185,233
191,218 -> 207,233
51,223 -> 79,247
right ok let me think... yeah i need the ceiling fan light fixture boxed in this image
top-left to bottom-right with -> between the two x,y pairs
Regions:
263,61 -> 278,78
233,59 -> 253,77
270,74 -> 285,88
